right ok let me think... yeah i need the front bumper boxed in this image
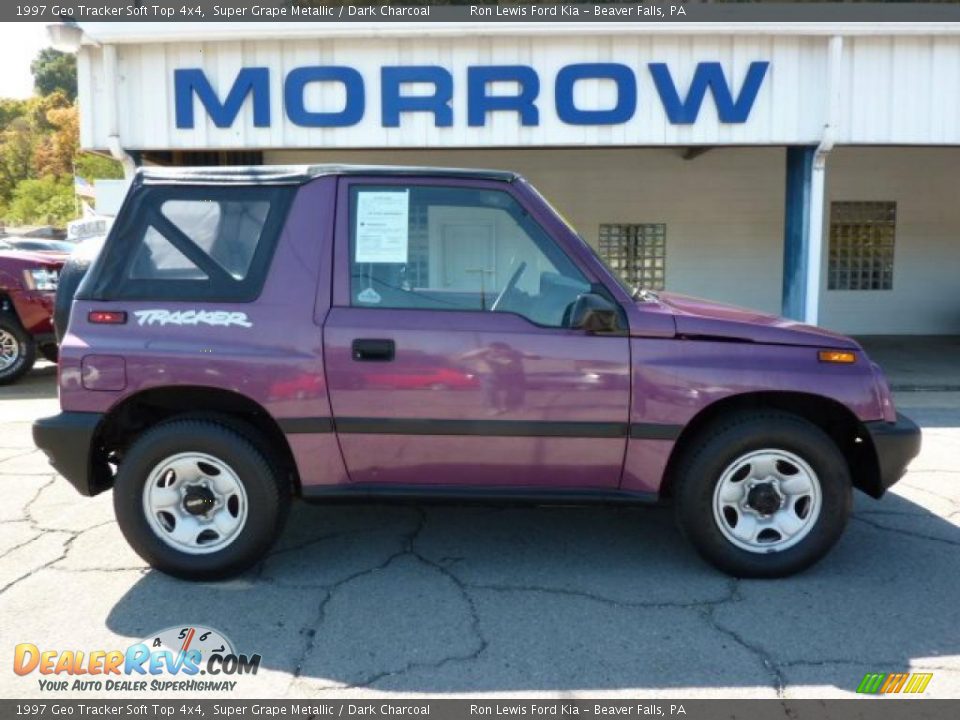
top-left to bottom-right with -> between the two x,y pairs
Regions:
13,289 -> 55,335
33,412 -> 104,496
864,412 -> 922,493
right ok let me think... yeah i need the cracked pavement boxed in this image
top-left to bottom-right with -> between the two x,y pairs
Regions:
1,365 -> 958,699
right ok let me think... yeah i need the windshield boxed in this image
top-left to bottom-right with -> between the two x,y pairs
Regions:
521,180 -> 642,297
581,240 -> 643,297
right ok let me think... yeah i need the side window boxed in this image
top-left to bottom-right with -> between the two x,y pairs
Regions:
93,186 -> 293,302
159,199 -> 271,280
130,226 -> 208,280
349,185 -> 590,327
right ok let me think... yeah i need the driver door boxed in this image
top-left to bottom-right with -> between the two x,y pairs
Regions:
323,177 -> 631,490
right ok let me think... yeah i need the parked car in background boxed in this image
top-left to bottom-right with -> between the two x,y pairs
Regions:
33,165 -> 921,580
0,246 -> 63,383
0,225 -> 66,240
5,238 -> 75,256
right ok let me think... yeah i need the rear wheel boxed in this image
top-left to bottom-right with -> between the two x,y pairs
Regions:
113,420 -> 290,580
0,316 -> 36,385
674,412 -> 852,578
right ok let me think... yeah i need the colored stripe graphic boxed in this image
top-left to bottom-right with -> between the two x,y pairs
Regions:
904,673 -> 934,693
857,672 -> 933,694
880,673 -> 908,694
181,627 -> 196,653
857,673 -> 886,694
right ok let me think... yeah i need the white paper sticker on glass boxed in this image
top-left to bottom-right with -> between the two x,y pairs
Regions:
355,191 -> 409,263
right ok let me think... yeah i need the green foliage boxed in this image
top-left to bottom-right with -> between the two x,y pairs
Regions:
0,98 -> 28,130
75,152 -> 123,181
0,117 -> 36,204
30,48 -> 77,102
0,47 -> 119,227
5,175 -> 74,226
0,47 -> 120,228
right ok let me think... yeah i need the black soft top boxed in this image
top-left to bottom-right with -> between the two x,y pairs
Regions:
137,164 -> 519,186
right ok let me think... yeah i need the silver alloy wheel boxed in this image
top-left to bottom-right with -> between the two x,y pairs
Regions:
0,329 -> 20,372
712,449 -> 822,553
142,452 -> 248,555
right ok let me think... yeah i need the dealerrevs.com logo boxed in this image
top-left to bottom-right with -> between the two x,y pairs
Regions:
13,626 -> 261,693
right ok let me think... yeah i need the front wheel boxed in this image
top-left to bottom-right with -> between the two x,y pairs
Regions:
674,412 -> 852,578
113,420 -> 290,580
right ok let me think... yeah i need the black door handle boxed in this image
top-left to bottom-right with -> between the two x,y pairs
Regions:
352,338 -> 395,362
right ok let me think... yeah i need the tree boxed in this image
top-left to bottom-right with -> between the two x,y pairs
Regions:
30,48 -> 77,101
26,91 -> 71,132
33,103 -> 78,178
0,49 -> 121,228
0,94 -> 71,209
0,117 -> 36,206
5,175 -> 75,226
75,152 -> 123,182
0,98 -> 28,131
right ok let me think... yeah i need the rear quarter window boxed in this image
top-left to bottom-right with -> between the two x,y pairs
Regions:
85,185 -> 294,302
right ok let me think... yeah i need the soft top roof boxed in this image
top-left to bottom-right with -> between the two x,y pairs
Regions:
137,164 -> 519,186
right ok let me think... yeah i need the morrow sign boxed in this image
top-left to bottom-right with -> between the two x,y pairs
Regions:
174,62 -> 770,130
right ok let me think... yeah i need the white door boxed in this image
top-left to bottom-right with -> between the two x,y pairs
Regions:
440,222 -> 495,295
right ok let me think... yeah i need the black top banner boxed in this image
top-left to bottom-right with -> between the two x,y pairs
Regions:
7,1 -> 960,24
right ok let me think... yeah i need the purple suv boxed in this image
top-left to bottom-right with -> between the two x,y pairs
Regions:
33,166 -> 921,580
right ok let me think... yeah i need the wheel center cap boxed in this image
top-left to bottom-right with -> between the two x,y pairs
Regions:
182,486 -> 216,516
746,483 -> 783,516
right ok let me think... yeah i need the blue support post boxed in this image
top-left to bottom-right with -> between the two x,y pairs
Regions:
782,146 -> 816,321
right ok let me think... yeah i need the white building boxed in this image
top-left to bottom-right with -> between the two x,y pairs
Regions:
53,21 -> 960,335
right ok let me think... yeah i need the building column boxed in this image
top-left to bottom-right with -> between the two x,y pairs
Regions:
782,145 -> 827,325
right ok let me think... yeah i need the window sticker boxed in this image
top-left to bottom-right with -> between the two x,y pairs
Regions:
355,190 -> 410,263
357,287 -> 382,304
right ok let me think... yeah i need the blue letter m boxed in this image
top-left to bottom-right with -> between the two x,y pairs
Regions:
649,61 -> 769,124
175,68 -> 270,129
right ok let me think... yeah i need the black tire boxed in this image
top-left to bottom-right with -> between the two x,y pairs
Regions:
113,420 -> 290,580
674,411 -> 852,578
0,315 -> 36,385
39,344 -> 58,364
54,236 -> 105,343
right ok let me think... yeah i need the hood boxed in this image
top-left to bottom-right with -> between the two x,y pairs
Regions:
651,291 -> 860,349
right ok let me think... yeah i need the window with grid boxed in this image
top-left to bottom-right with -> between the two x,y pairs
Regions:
828,202 -> 896,291
598,223 -> 666,291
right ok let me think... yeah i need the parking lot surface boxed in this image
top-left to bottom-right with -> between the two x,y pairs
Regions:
1,366 -> 958,699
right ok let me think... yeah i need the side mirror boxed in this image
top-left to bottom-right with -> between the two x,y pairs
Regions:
569,293 -> 620,333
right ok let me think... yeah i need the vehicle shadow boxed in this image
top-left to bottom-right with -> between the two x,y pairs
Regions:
0,363 -> 57,400
104,487 -> 960,694
894,403 -> 960,429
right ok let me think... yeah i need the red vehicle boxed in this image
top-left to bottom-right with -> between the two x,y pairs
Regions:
0,245 -> 62,384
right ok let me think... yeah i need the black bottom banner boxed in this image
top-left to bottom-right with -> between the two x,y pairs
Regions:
3,699 -> 958,720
